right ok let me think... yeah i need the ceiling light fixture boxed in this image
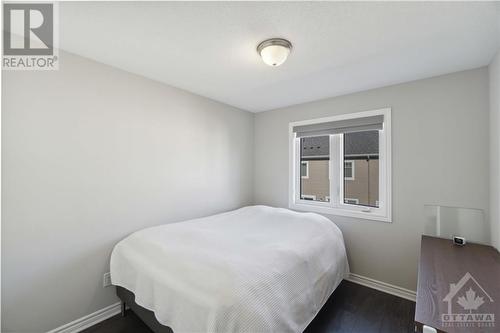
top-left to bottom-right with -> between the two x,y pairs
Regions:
257,38 -> 292,67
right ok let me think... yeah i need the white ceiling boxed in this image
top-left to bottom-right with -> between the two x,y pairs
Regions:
60,2 -> 500,112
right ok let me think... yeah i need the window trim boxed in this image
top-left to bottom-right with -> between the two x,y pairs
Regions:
300,161 -> 309,179
344,160 -> 355,180
288,108 -> 392,223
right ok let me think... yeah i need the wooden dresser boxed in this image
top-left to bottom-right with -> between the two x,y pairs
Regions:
415,236 -> 500,333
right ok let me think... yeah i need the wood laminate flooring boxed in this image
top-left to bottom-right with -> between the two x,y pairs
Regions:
82,280 -> 415,333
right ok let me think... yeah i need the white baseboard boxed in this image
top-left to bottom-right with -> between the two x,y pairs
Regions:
46,302 -> 122,333
346,273 -> 416,302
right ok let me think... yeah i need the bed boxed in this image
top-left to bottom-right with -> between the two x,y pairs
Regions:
110,205 -> 349,333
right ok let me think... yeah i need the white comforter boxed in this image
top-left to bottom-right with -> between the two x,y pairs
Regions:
110,205 -> 349,333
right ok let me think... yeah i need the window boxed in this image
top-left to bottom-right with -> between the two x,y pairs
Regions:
300,161 -> 309,179
289,108 -> 391,222
344,160 -> 354,180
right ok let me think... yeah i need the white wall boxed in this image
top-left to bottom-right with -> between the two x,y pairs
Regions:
254,68 -> 490,291
490,50 -> 500,250
1,51 -> 254,332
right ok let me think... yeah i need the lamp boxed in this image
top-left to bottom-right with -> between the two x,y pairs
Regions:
257,38 -> 292,67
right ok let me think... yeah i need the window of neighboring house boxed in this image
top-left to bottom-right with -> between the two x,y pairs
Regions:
300,161 -> 309,179
344,160 -> 354,180
289,108 -> 391,222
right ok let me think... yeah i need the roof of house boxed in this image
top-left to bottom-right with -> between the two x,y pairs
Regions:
301,131 -> 379,158
301,136 -> 329,157
344,131 -> 379,156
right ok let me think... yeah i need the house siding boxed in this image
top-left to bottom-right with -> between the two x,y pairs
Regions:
301,160 -> 329,201
300,158 -> 379,206
345,159 -> 379,206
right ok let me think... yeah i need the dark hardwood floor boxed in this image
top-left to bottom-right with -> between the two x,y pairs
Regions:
82,280 -> 415,333
303,281 -> 416,333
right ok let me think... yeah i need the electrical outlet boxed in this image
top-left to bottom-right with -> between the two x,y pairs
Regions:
103,272 -> 111,287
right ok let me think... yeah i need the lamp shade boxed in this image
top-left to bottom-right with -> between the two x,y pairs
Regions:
257,38 -> 292,67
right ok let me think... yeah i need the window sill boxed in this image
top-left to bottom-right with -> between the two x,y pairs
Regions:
289,202 -> 392,223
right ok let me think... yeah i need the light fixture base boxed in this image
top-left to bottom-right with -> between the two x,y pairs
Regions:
257,38 -> 293,54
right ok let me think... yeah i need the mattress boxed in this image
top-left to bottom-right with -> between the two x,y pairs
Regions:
110,205 -> 349,333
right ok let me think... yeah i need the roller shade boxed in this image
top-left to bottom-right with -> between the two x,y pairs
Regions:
293,115 -> 383,138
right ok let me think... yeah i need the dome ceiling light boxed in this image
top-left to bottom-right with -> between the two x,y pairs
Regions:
257,38 -> 292,67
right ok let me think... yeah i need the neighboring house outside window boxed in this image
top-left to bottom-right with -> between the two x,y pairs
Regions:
300,134 -> 379,207
299,136 -> 330,202
343,131 -> 380,207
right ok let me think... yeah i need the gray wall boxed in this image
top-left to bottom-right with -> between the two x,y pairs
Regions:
2,50 -> 494,332
1,51 -> 254,332
490,50 -> 500,250
254,68 -> 490,291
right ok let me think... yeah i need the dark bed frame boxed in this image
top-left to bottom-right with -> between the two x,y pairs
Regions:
116,286 -> 173,333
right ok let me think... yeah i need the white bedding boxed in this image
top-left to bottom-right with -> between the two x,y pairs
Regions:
110,205 -> 349,333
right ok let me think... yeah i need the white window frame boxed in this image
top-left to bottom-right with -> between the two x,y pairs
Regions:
344,160 -> 355,180
288,108 -> 392,223
300,161 -> 309,179
300,194 -> 316,200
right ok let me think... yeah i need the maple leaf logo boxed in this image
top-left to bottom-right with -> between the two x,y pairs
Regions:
457,288 -> 485,313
